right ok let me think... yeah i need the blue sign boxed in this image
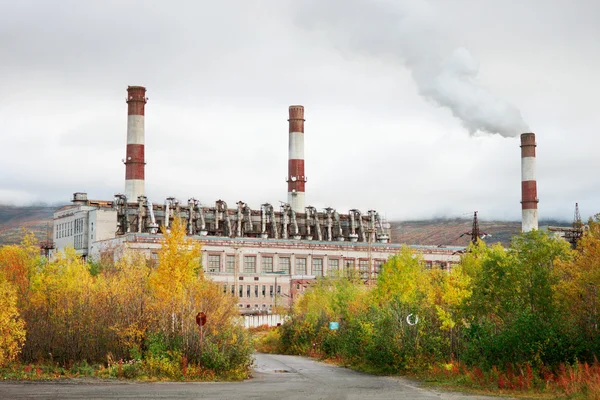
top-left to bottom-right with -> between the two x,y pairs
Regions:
329,322 -> 339,330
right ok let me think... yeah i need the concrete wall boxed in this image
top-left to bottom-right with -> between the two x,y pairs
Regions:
53,205 -> 94,257
243,314 -> 287,328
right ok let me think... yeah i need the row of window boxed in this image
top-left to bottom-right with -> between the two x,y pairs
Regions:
223,284 -> 281,298
425,261 -> 450,270
73,234 -> 85,250
56,218 -> 85,239
207,254 -> 385,276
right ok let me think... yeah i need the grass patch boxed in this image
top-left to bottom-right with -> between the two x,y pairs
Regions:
0,355 -> 249,382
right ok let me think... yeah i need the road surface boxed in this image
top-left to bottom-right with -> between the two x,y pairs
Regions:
0,353 -> 506,399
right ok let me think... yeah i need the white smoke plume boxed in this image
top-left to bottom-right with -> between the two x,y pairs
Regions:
295,0 -> 529,137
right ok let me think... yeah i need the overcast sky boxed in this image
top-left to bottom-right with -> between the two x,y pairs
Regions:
1,0 -> 598,221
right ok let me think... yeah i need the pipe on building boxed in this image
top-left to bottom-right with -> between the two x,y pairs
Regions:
260,203 -> 268,238
306,207 -> 312,238
521,132 -> 538,232
244,204 -> 253,233
291,208 -> 300,239
164,197 -> 174,230
124,86 -> 147,202
236,201 -> 244,237
287,105 -> 306,213
349,209 -> 359,242
356,210 -> 366,242
147,200 -> 158,234
334,210 -> 344,241
325,208 -> 333,241
138,195 -> 147,233
281,204 -> 290,239
114,194 -> 129,234
268,204 -> 279,239
188,198 -> 196,235
314,208 -> 323,241
216,200 -> 232,237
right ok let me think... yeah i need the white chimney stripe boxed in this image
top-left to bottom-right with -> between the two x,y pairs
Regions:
287,192 -> 305,214
522,209 -> 538,232
521,156 -> 536,182
125,180 -> 144,202
288,131 -> 304,160
127,115 -> 145,145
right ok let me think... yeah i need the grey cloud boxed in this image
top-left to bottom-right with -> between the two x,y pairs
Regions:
294,0 -> 529,137
0,0 -> 598,222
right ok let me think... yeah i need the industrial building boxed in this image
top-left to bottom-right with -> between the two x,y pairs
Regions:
53,85 -> 545,313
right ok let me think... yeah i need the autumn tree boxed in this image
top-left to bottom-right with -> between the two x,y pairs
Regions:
148,218 -> 202,349
0,232 -> 41,304
0,272 -> 26,366
554,214 -> 600,359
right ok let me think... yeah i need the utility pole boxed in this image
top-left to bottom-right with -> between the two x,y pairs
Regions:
273,274 -> 277,312
470,211 -> 480,245
367,228 -> 376,283
232,243 -> 239,301
460,211 -> 487,245
568,202 -> 584,249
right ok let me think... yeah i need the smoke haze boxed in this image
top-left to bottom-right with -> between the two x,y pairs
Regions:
296,0 -> 529,137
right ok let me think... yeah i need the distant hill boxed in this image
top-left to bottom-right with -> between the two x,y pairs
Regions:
390,218 -> 572,248
0,204 -> 573,248
0,205 -> 57,245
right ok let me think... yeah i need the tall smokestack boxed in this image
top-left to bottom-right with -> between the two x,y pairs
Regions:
287,105 -> 306,213
125,86 -> 147,202
521,132 -> 538,232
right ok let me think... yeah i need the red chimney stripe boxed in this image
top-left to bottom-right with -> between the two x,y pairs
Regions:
126,163 -> 145,180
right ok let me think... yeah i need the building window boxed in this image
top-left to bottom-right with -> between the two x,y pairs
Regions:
254,285 -> 259,298
313,259 -> 323,277
244,256 -> 256,273
296,258 -> 307,275
270,285 -> 274,298
426,261 -> 432,269
231,285 -> 235,296
239,285 -> 243,297
345,259 -> 355,275
208,255 -> 220,273
359,260 -> 369,279
262,257 -> 273,273
328,258 -> 339,272
279,257 -> 290,274
277,285 -> 281,295
223,284 -> 227,294
246,285 -> 251,298
262,285 -> 266,297
226,255 -> 236,273
375,260 -> 384,275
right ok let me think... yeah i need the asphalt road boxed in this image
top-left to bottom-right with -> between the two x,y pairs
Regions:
0,353 -> 506,399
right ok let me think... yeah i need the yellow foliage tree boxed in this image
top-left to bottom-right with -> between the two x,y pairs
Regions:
0,274 -> 26,366
149,218 -> 202,347
98,250 -> 153,359
25,246 -> 96,362
555,216 -> 600,341
0,232 -> 40,304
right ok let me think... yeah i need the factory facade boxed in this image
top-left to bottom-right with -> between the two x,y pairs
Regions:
52,193 -> 461,313
55,85 -> 548,314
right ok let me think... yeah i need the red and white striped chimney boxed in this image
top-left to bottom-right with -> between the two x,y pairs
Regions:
521,132 -> 538,232
287,105 -> 306,213
124,86 -> 147,202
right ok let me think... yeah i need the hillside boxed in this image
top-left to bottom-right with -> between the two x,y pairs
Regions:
0,205 -> 57,245
391,218 -> 572,248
